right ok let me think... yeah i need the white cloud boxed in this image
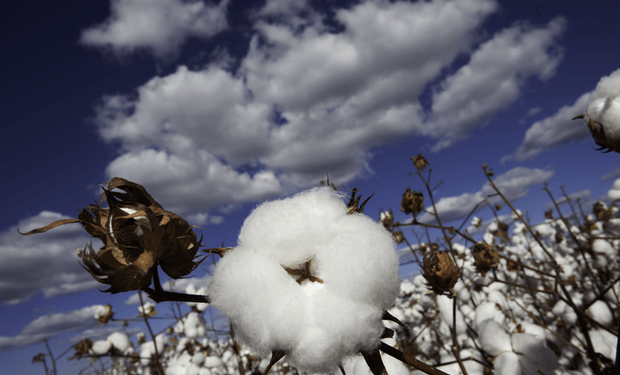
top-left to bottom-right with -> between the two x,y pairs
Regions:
105,148 -> 282,214
0,212 -> 100,305
420,166 -> 554,223
80,0 -> 229,59
89,0 -> 569,215
93,0 -> 501,212
0,305 -> 104,351
508,92 -> 592,161
429,17 -> 566,150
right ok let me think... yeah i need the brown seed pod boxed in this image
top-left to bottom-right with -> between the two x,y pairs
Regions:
422,251 -> 459,295
401,188 -> 424,216
472,243 -> 499,276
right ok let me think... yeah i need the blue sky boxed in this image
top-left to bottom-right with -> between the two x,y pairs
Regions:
1,0 -> 619,373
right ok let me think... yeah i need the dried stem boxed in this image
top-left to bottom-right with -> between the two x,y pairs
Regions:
43,338 -> 57,375
379,342 -> 449,375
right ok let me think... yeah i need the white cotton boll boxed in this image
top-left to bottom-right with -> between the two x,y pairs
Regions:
494,352 -> 521,375
586,300 -> 613,328
593,69 -> 620,98
478,320 -> 512,356
436,295 -> 466,335
183,312 -> 207,339
518,322 -> 546,340
474,302 -> 506,329
107,332 -> 131,352
534,223 -> 555,238
589,328 -> 617,360
91,340 -> 112,355
209,188 -> 400,373
204,356 -> 224,368
511,333 -> 559,375
192,352 -> 205,366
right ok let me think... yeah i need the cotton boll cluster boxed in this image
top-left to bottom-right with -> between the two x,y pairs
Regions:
174,312 -> 207,339
209,187 -> 401,373
386,193 -> 620,375
88,332 -> 133,369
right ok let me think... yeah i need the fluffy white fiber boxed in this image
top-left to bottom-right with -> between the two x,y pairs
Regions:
585,69 -> 620,144
208,187 -> 400,373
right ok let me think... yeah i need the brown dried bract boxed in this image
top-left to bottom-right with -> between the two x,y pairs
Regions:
400,188 -> 423,216
410,154 -> 429,170
593,201 -> 614,222
69,339 -> 93,360
422,251 -> 459,296
472,243 -> 499,276
347,187 -> 374,214
573,114 -> 620,153
20,177 -> 204,294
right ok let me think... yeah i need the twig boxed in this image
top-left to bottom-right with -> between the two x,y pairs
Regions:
379,342 -> 449,375
43,338 -> 56,375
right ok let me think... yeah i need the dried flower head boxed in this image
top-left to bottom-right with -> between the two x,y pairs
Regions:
32,353 -> 45,364
69,339 -> 93,360
422,251 -> 459,296
544,209 -> 554,220
391,230 -> 405,244
472,243 -> 499,276
378,210 -> 394,229
491,221 -> 510,243
410,154 -> 429,170
400,188 -> 424,216
593,201 -> 614,222
19,178 -> 204,294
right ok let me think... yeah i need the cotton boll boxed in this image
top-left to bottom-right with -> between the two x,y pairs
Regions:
589,328 -> 617,360
436,295 -> 466,335
182,312 -> 207,339
107,332 -> 131,352
474,302 -> 506,329
586,300 -> 613,328
204,356 -> 224,368
91,339 -> 112,355
494,352 -> 521,375
478,320 -> 512,356
511,333 -> 559,375
209,188 -> 400,373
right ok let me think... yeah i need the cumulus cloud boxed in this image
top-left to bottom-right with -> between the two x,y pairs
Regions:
419,166 -> 554,223
80,0 -> 229,59
508,92 -> 592,161
429,17 -> 566,150
0,305 -> 103,351
0,212 -> 100,305
88,0 -> 568,214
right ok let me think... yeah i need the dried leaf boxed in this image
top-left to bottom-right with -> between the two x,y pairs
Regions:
18,218 -> 80,235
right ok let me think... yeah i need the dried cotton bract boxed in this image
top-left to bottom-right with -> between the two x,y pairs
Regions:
208,188 -> 400,374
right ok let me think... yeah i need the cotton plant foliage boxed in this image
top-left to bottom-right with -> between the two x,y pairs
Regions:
209,187 -> 401,373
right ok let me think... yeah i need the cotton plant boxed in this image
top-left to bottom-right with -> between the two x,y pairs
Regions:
208,187 -> 402,374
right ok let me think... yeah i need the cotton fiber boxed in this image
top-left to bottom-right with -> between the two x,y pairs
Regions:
208,187 -> 400,373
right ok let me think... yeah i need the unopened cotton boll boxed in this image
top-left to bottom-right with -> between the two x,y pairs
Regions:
209,188 -> 400,374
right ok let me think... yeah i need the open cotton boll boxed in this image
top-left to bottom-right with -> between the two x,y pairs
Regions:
586,300 -> 613,328
494,352 -> 521,375
182,312 -> 207,339
209,187 -> 400,373
511,333 -> 559,375
90,339 -> 112,356
107,332 -> 131,353
478,320 -> 512,356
